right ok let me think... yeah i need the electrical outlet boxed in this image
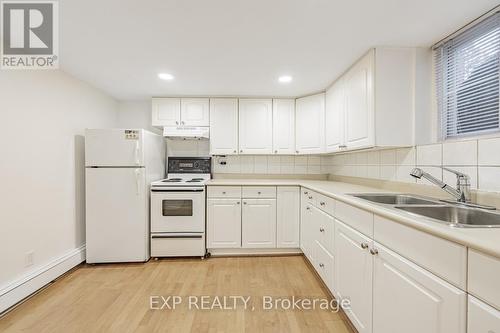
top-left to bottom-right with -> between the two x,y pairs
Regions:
25,251 -> 34,267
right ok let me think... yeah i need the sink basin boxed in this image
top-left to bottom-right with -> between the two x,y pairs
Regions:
396,206 -> 500,228
352,194 -> 441,206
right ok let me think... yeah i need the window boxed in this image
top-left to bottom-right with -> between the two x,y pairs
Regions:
435,12 -> 500,140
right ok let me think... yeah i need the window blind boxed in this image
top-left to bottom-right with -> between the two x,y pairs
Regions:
435,12 -> 500,140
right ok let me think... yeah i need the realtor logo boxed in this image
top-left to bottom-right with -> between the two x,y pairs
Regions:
1,1 -> 58,69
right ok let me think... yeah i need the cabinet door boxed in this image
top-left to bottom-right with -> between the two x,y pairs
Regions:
272,99 -> 295,154
239,99 -> 273,154
152,98 -> 181,126
325,79 -> 345,152
207,199 -> 241,248
300,191 -> 314,262
468,296 -> 500,333
242,199 -> 276,248
277,186 -> 300,248
373,242 -> 466,333
344,51 -> 375,150
209,98 -> 239,155
181,98 -> 209,126
295,93 -> 325,154
335,220 -> 373,333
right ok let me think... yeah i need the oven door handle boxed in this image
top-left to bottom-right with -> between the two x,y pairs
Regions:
151,235 -> 203,239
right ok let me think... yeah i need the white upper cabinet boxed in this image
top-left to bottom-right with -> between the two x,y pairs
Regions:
326,47 -> 428,152
152,97 -> 208,127
344,50 -> 375,150
180,98 -> 209,126
295,93 -> 325,154
325,79 -> 346,152
152,98 -> 181,126
209,98 -> 239,155
238,99 -> 273,154
272,99 -> 295,154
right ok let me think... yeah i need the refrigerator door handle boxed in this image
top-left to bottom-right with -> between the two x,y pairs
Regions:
134,169 -> 141,195
134,141 -> 140,165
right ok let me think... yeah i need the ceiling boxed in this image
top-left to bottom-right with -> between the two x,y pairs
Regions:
60,0 -> 499,100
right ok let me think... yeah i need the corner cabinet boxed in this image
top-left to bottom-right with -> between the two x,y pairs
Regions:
295,93 -> 325,154
326,47 -> 429,152
209,98 -> 239,155
272,99 -> 296,154
238,99 -> 273,154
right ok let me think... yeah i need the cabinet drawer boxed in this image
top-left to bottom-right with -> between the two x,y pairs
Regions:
207,186 -> 241,198
374,215 -> 467,290
314,209 -> 335,255
336,200 -> 374,237
316,192 -> 335,216
468,296 -> 500,332
468,249 -> 500,310
314,241 -> 335,293
242,186 -> 276,198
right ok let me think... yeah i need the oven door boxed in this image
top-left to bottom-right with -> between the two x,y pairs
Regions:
151,187 -> 205,233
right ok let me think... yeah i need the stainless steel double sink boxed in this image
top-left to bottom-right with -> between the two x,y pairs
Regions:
351,193 -> 500,228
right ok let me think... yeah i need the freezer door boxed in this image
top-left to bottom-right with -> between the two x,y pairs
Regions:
85,129 -> 144,166
85,167 -> 149,263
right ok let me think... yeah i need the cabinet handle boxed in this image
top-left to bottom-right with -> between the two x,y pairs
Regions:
339,145 -> 347,149
233,150 -> 237,153
243,202 -> 247,205
319,227 -> 325,232
320,202 -> 325,206
296,150 -> 299,154
306,206 -> 310,210
308,196 -> 313,199
274,150 -> 278,154
304,191 -> 308,195
319,263 -> 324,268
257,191 -> 261,194
236,201 -> 240,205
360,243 -> 369,249
222,191 -> 226,194
240,150 -> 243,153
176,121 -> 179,125
370,248 -> 379,255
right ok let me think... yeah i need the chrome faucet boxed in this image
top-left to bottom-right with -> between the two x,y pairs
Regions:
410,167 -> 471,203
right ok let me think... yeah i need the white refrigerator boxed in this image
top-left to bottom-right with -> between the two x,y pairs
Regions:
85,129 -> 165,263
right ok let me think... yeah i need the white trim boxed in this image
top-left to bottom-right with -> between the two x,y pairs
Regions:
208,248 -> 302,257
0,245 -> 86,314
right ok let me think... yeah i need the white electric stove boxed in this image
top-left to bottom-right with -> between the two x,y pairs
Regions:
150,157 -> 211,258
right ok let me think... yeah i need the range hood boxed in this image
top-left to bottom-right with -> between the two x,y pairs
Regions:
163,126 -> 210,139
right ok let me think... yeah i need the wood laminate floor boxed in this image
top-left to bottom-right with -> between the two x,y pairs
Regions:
0,256 -> 355,333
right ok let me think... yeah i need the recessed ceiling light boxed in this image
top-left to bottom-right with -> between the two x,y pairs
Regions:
158,73 -> 174,81
278,75 -> 293,83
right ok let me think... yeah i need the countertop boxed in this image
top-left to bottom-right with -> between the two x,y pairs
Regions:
206,179 -> 500,258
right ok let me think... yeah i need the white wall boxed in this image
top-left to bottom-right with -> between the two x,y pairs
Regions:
117,100 -> 160,134
0,71 -> 118,291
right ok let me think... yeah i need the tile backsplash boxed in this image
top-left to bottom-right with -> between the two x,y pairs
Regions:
326,137 -> 500,193
213,155 -> 327,175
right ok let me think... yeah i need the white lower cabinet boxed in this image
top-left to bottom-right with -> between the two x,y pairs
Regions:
372,242 -> 466,333
314,240 -> 334,293
468,296 -> 500,333
242,199 -> 276,248
300,203 -> 315,262
335,220 -> 373,333
276,186 -> 300,248
207,198 -> 242,248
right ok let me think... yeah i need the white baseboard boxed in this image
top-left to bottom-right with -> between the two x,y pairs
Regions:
208,248 -> 302,256
0,245 -> 86,314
